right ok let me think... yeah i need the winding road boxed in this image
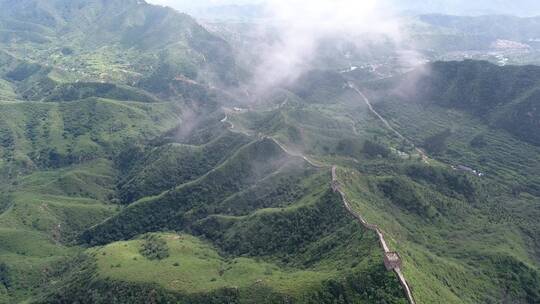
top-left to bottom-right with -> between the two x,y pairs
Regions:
267,137 -> 327,168
348,83 -> 405,141
347,82 -> 429,163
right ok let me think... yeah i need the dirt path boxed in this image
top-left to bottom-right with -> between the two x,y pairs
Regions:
267,137 -> 328,169
221,114 -> 254,137
220,114 -> 231,127
347,83 -> 429,163
346,115 -> 360,136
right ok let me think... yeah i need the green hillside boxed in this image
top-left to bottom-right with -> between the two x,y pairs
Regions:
0,0 -> 238,103
1,0 -> 539,303
380,60 -> 540,145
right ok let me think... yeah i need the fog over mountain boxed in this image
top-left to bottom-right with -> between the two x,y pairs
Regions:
153,0 -> 411,91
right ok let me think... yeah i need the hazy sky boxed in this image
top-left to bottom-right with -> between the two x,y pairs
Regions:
146,0 -> 261,14
147,0 -> 540,16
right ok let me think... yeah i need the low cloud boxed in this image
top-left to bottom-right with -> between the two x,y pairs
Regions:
148,0 -> 421,94
249,0 -> 410,93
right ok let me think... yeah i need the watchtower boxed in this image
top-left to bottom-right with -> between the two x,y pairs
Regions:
331,180 -> 340,192
384,252 -> 402,270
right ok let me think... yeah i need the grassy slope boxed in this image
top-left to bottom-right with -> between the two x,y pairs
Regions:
0,96 -> 183,303
31,164 -> 408,303
91,233 -> 329,296
71,181 -> 407,303
375,100 -> 540,189
0,99 -> 181,177
0,160 -> 116,302
396,61 -> 540,146
0,79 -> 16,101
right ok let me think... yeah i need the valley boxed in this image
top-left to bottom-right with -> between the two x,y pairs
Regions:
0,0 -> 539,304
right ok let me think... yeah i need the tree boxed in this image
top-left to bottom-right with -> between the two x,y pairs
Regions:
470,134 -> 487,148
0,263 -> 11,289
139,235 -> 170,260
363,140 -> 391,158
423,129 -> 452,154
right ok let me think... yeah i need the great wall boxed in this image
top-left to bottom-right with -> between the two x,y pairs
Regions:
268,136 -> 416,304
331,166 -> 416,304
224,109 -> 416,304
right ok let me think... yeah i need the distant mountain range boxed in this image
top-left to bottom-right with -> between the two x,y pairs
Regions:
390,0 -> 540,17
0,0 -> 238,95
